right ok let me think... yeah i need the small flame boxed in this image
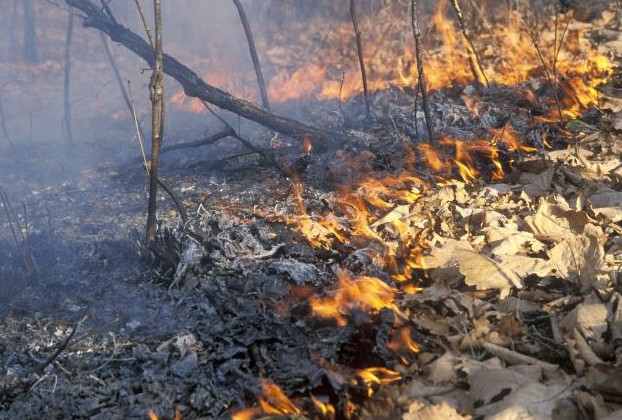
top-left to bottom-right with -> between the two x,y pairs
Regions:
147,409 -> 181,420
352,367 -> 402,398
311,395 -> 336,420
232,380 -> 301,420
302,137 -> 313,154
310,269 -> 399,326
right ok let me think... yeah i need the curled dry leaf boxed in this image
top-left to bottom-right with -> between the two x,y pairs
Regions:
547,224 -> 605,291
469,368 -> 571,419
455,249 -> 523,299
524,196 -> 589,241
519,166 -> 555,197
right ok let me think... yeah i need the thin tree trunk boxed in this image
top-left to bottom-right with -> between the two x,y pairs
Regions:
411,0 -> 435,142
349,0 -> 371,118
146,0 -> 164,245
23,0 -> 38,63
232,0 -> 270,110
63,11 -> 74,143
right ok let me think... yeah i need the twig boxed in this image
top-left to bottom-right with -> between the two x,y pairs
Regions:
161,127 -> 236,153
36,319 -> 83,373
522,19 -> 565,124
481,341 -> 559,374
349,0 -> 371,118
410,0 -> 435,142
133,0 -> 153,51
232,0 -> 270,110
0,186 -> 38,274
449,0 -> 489,90
62,9 -> 74,143
99,0 -> 116,24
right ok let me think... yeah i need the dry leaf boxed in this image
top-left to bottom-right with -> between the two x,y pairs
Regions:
426,353 -> 459,385
455,250 -> 523,299
424,239 -> 475,269
403,399 -> 470,420
470,368 -> 570,419
487,232 -> 546,256
519,166 -> 555,197
547,224 -> 605,291
524,196 -> 589,241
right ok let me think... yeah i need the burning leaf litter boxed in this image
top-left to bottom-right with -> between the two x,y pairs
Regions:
3,0 -> 622,419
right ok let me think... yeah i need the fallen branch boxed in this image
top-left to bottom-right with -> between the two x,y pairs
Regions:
232,0 -> 270,110
65,0 -> 339,144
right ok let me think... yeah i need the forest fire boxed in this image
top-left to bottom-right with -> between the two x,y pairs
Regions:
2,0 -> 621,419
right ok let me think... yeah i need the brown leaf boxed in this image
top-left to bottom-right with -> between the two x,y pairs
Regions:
455,250 -> 523,299
547,224 -> 605,291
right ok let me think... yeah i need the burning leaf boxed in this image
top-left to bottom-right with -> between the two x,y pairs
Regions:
310,269 -> 399,326
455,250 -> 523,299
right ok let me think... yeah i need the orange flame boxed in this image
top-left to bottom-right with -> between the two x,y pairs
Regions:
311,395 -> 336,420
310,269 -> 399,327
352,367 -> 402,398
232,380 -> 301,420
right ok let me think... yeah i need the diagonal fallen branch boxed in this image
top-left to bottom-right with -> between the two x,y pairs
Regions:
64,0 -> 339,144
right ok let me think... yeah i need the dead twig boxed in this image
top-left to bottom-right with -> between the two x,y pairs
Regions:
349,0 -> 371,118
521,12 -> 569,125
99,33 -> 146,140
0,185 -> 38,275
410,0 -> 436,142
232,0 -> 270,110
161,127 -> 236,153
36,319 -> 83,373
449,0 -> 489,90
133,0 -> 153,50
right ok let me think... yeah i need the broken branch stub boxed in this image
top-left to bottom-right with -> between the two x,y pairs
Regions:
65,0 -> 339,144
